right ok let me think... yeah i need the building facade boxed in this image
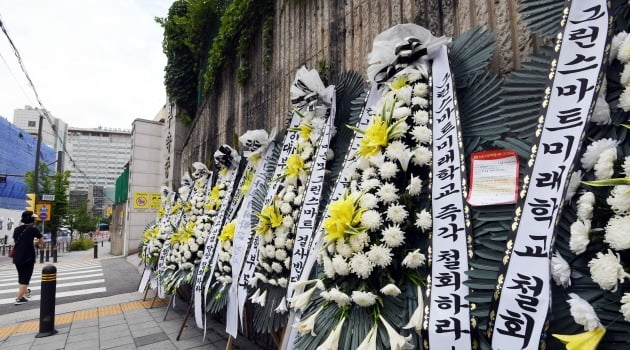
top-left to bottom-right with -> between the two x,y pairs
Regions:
13,105 -> 68,152
66,127 -> 131,216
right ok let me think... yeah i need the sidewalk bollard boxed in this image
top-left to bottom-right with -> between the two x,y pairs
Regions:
52,245 -> 57,263
101,239 -> 104,247
39,248 -> 44,263
45,244 -> 49,262
93,243 -> 98,259
35,265 -> 58,338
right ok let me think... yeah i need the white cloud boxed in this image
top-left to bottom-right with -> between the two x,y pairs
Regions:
0,0 -> 172,129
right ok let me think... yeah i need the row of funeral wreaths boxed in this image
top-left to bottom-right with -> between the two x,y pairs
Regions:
137,17 -> 630,350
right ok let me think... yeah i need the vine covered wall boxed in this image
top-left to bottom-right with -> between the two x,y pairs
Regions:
180,0 -> 535,171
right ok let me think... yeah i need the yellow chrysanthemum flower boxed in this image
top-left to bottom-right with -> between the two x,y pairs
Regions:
206,184 -> 222,210
171,222 -> 196,245
285,154 -> 305,178
357,116 -> 389,157
255,203 -> 284,235
241,170 -> 254,196
552,327 -> 606,350
323,194 -> 365,241
390,76 -> 408,90
298,124 -> 313,140
219,167 -> 229,177
157,208 -> 166,220
171,203 -> 182,214
142,226 -> 159,243
219,220 -> 237,242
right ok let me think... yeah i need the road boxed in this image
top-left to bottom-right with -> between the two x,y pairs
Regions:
0,254 -> 140,316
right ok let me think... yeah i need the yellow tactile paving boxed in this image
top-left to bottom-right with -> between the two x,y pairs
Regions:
0,298 -> 169,338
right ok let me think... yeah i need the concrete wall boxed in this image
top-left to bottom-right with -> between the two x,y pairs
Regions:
110,202 -> 126,255
179,0 -> 535,172
124,119 -> 163,256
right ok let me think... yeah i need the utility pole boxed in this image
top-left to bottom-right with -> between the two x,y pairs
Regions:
53,150 -> 63,263
33,114 -> 44,212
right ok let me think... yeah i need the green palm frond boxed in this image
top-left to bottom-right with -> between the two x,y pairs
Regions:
250,284 -> 288,333
206,281 -> 230,314
450,27 -> 497,88
519,0 -> 565,37
250,138 -> 282,219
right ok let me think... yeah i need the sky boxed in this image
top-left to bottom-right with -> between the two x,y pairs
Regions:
0,0 -> 173,130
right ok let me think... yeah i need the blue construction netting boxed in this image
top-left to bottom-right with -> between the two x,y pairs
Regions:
0,116 -> 56,210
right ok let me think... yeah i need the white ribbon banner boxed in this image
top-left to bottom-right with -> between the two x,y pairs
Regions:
427,44 -> 473,349
490,2 -> 609,349
233,112 -> 302,335
194,168 -> 239,328
281,86 -> 378,350
287,93 -> 336,298
226,140 -> 278,337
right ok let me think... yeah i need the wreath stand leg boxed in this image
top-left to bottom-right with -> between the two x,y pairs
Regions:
270,327 -> 284,349
142,283 -> 151,301
163,294 -> 174,321
176,292 -> 194,341
225,335 -> 234,350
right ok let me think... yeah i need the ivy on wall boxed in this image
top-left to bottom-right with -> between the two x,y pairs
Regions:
156,0 -> 229,122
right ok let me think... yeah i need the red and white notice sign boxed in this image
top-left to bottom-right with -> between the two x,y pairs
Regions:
466,150 -> 519,206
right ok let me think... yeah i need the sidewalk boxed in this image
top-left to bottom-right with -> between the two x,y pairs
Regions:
0,242 -> 264,350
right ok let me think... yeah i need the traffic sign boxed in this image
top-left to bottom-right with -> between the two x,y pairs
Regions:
36,202 -> 52,222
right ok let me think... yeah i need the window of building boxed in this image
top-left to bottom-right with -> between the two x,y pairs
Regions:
28,121 -> 36,127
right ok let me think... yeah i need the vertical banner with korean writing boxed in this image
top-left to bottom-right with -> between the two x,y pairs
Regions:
194,167 -> 239,328
234,112 -> 302,333
489,2 -> 610,349
226,140 -> 278,337
287,94 -> 336,298
426,44 -> 473,349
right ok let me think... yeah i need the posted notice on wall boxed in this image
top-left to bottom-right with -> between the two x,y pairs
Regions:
466,150 -> 519,206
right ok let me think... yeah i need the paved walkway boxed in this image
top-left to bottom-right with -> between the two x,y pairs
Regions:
0,243 -> 264,349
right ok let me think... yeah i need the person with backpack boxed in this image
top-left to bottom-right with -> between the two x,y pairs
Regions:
12,210 -> 44,305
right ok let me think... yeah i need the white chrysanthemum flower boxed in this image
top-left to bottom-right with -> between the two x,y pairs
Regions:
386,204 -> 408,224
567,293 -> 602,331
349,252 -> 374,279
361,178 -> 381,191
277,277 -> 287,288
283,191 -> 296,203
565,170 -> 583,202
265,244 -> 276,258
621,64 -> 630,86
411,126 -> 432,144
412,96 -> 429,108
393,106 -> 412,119
377,183 -> 399,203
380,284 -> 401,296
608,185 -> 630,213
395,86 -> 413,104
262,262 -> 272,273
581,138 -> 618,170
280,202 -> 293,215
285,239 -> 293,251
322,255 -> 335,278
413,82 -> 429,98
619,87 -> 630,112
361,166 -> 377,180
407,175 -> 422,196
621,293 -> 630,322
402,249 -> 426,269
359,193 -> 379,210
282,215 -> 294,229
324,288 -> 351,307
351,290 -> 378,307
385,141 -> 407,158
604,215 -> 630,250
623,156 -> 630,175
189,243 -> 198,253
379,161 -> 399,180
588,250 -> 630,291
271,262 -> 283,274
414,210 -> 432,231
412,146 -> 432,166
336,240 -> 354,258
382,224 -> 405,248
594,147 -> 617,179
349,233 -> 370,252
576,192 -> 595,221
618,33 -> 630,63
569,219 -> 591,255
332,255 -> 350,276
274,235 -> 286,249
275,248 -> 288,261
551,251 -> 571,288
611,31 -> 628,61
183,251 -> 192,259
361,210 -> 382,231
262,231 -> 274,243
284,257 -> 291,269
413,111 -> 429,127
367,245 -> 392,267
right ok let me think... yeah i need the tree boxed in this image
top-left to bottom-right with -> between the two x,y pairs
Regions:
23,165 -> 70,236
68,201 -> 99,237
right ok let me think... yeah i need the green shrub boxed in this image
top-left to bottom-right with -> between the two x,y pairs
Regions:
69,237 -> 94,251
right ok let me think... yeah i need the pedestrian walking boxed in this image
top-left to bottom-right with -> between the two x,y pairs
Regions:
12,210 -> 44,305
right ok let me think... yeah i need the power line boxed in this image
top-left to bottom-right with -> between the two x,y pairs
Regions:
0,13 -> 95,187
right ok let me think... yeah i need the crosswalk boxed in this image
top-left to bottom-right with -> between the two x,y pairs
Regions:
0,261 -> 107,305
